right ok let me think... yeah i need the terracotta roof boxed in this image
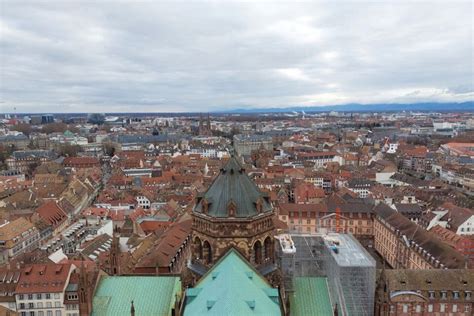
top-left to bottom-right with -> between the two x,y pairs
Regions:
0,217 -> 35,242
16,263 -> 73,294
375,204 -> 466,269
384,269 -> 473,292
35,201 -> 68,227
135,219 -> 192,269
278,203 -> 327,217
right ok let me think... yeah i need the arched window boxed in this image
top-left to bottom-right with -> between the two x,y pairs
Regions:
253,240 -> 262,265
264,237 -> 273,262
203,240 -> 212,264
194,237 -> 202,260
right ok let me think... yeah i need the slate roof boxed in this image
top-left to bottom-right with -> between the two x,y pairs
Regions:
193,157 -> 273,218
184,248 -> 281,316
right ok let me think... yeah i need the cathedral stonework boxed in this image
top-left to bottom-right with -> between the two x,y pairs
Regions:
191,157 -> 276,267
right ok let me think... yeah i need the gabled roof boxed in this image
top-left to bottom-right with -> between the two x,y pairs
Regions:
193,157 -> 272,218
184,248 -> 281,316
92,276 -> 181,316
290,277 -> 333,316
35,201 -> 68,227
16,263 -> 73,294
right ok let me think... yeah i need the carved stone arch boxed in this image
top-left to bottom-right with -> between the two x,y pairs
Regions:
264,236 -> 274,262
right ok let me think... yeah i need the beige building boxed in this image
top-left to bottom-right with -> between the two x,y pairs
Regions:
0,218 -> 40,264
374,204 -> 466,269
376,269 -> 473,316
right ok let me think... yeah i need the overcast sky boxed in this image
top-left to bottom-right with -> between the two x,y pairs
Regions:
1,1 -> 473,113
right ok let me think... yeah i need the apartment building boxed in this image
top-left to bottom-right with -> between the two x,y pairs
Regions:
376,269 -> 473,316
0,218 -> 41,264
15,263 -> 76,316
374,204 -> 466,269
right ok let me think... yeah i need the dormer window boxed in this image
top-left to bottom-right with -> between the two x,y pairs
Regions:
202,199 -> 209,214
227,200 -> 237,217
441,291 -> 447,300
256,198 -> 263,213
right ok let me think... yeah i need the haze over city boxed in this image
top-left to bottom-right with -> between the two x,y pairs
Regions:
1,1 -> 473,113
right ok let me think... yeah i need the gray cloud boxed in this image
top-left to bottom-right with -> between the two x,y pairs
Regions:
0,1 -> 473,113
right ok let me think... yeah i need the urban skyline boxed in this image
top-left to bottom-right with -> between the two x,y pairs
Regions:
1,1 -> 473,113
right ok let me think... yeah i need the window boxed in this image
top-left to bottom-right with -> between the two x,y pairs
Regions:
20,303 -> 25,309
453,291 -> 460,299
440,303 -> 446,312
415,305 -> 421,313
19,294 -> 24,300
47,312 -> 52,316
53,293 -> 60,299
28,294 -> 33,300
38,302 -> 43,308
46,302 -> 52,308
466,291 -> 472,300
29,303 -> 34,309
54,301 -> 61,307
403,304 -> 408,313
21,313 -> 26,316
55,311 -> 61,316
67,294 -> 78,300
30,312 -> 35,316
427,304 -> 433,312
428,291 -> 435,299
37,293 -> 42,300
441,291 -> 447,299
453,304 -> 458,312
46,294 -> 51,299
38,312 -> 44,316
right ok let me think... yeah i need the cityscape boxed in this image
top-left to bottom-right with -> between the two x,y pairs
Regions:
1,1 -> 473,316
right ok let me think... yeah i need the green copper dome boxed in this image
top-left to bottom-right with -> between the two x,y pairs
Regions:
193,157 -> 272,218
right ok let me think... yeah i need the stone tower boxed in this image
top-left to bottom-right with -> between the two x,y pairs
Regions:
191,157 -> 275,267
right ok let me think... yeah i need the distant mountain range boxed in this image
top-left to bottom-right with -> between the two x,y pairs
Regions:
224,101 -> 474,113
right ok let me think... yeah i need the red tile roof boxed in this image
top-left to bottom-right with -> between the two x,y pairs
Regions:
16,263 -> 72,294
35,201 -> 68,227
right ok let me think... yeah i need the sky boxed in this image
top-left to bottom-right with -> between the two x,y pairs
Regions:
0,0 -> 473,113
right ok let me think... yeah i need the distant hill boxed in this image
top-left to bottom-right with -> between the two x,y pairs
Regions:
225,101 -> 474,113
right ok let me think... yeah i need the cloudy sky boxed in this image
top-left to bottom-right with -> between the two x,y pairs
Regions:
1,1 -> 473,113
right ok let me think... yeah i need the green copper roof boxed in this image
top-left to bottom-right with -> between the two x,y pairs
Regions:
92,276 -> 181,316
184,248 -> 281,316
290,277 -> 333,316
193,157 -> 273,218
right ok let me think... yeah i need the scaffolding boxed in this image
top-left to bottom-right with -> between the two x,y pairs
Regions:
276,233 -> 376,316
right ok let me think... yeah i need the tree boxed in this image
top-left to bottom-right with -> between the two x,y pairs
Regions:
42,122 -> 68,134
103,143 -> 116,156
11,123 -> 32,136
57,144 -> 83,157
